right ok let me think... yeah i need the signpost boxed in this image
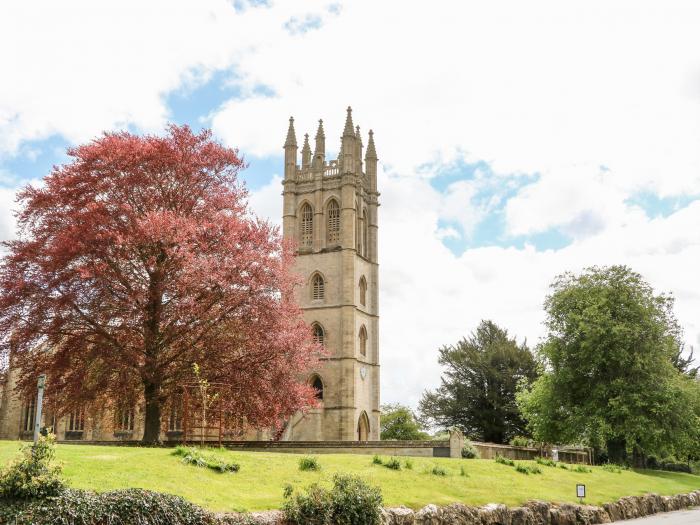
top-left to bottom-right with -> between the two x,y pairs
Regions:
33,374 -> 46,444
576,484 -> 586,503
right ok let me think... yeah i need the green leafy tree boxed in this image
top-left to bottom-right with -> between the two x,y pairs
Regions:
517,265 -> 700,464
419,320 -> 538,444
380,404 -> 429,440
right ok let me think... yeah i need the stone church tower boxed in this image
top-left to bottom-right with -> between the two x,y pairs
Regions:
281,107 -> 380,441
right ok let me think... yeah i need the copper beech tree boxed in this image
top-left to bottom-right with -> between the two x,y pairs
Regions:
0,126 -> 320,444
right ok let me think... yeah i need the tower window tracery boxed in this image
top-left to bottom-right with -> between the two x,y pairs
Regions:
300,203 -> 313,248
312,323 -> 325,346
311,273 -> 325,300
327,199 -> 340,243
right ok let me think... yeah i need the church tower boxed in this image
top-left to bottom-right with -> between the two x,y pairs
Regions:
281,107 -> 380,441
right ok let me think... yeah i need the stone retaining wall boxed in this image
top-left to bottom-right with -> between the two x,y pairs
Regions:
225,490 -> 700,525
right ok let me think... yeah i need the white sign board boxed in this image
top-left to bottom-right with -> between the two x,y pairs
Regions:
576,484 -> 586,499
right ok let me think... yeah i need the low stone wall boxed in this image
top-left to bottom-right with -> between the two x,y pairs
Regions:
472,442 -> 591,464
224,491 -> 700,524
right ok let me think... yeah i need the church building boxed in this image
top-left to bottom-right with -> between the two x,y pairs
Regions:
280,107 -> 381,441
0,107 -> 380,443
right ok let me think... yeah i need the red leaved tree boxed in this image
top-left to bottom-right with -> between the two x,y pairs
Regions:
0,125 -> 319,444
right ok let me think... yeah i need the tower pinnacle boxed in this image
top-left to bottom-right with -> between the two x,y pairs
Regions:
301,133 -> 311,168
343,106 -> 355,137
284,116 -> 297,147
365,129 -> 377,160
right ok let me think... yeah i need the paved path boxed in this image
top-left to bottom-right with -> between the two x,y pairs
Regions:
620,508 -> 700,524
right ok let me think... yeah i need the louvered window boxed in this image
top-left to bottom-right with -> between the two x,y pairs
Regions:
312,324 -> 325,346
312,273 -> 324,300
327,199 -> 340,243
300,204 -> 313,248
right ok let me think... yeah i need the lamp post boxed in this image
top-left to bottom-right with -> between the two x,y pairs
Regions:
33,374 -> 46,444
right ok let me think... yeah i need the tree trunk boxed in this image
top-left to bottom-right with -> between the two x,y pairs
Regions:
142,381 -> 162,445
606,436 -> 627,464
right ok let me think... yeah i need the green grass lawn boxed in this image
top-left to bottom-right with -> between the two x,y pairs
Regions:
1,441 -> 699,513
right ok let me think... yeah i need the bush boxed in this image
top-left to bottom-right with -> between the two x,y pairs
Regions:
601,463 -> 626,474
573,465 -> 592,473
0,433 -> 66,500
461,441 -> 480,459
509,436 -> 532,447
535,456 -> 556,467
430,465 -> 447,476
372,455 -> 383,465
494,455 -> 515,467
0,488 -> 215,525
299,456 -> 321,472
172,446 -> 239,473
558,463 -> 569,470
283,474 -> 383,525
384,457 -> 401,470
404,458 -> 414,470
515,464 -> 530,475
459,465 -> 468,477
514,463 -> 541,475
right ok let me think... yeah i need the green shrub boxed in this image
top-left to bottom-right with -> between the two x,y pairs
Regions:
299,456 -> 321,472
283,474 -> 382,525
430,465 -> 447,476
371,455 -> 383,465
0,488 -> 216,525
494,455 -> 515,467
404,458 -> 414,470
528,465 -> 542,474
515,464 -> 530,475
461,441 -> 480,459
558,463 -> 569,470
0,433 -> 66,500
601,463 -> 625,474
459,465 -> 468,477
509,436 -> 531,447
172,446 -> 239,473
535,456 -> 556,467
384,457 -> 401,470
573,465 -> 592,473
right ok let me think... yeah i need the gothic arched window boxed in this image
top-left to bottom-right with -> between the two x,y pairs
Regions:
359,276 -> 367,307
311,374 -> 324,400
312,273 -> 325,300
300,203 -> 313,248
327,199 -> 340,244
312,323 -> 325,346
359,325 -> 367,357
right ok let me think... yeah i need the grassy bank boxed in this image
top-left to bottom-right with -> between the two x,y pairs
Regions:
1,441 -> 698,513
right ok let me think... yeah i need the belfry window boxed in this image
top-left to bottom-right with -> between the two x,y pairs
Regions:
312,323 -> 325,346
312,273 -> 325,300
359,325 -> 367,357
327,199 -> 340,243
311,375 -> 324,400
359,276 -> 367,307
300,203 -> 313,248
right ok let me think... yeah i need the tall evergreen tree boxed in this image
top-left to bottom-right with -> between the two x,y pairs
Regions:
419,320 -> 538,444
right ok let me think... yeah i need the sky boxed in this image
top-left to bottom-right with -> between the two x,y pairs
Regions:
1,0 -> 700,409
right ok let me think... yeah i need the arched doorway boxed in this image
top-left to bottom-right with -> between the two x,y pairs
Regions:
357,411 -> 370,441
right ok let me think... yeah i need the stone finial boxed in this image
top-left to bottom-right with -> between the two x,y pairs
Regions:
365,129 -> 377,160
284,116 -> 297,147
301,133 -> 311,167
342,106 -> 355,137
313,119 -> 325,163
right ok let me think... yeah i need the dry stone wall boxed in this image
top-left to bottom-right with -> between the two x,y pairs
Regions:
221,491 -> 700,525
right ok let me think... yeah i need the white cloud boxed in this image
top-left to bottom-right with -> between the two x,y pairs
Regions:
2,0 -> 700,411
